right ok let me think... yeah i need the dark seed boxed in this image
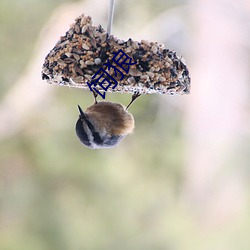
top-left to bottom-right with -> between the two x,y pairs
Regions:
170,69 -> 177,78
60,54 -> 68,60
62,77 -> 69,82
134,76 -> 140,82
42,73 -> 50,80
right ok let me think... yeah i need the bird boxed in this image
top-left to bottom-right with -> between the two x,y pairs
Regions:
75,92 -> 140,149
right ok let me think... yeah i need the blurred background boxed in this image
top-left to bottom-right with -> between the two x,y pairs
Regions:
1,0 -> 250,249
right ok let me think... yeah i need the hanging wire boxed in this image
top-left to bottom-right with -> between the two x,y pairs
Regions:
107,0 -> 115,35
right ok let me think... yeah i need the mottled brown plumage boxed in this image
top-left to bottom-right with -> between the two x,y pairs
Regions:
75,101 -> 134,149
85,101 -> 134,135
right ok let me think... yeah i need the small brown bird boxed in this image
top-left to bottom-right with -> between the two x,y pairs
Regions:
75,91 -> 141,149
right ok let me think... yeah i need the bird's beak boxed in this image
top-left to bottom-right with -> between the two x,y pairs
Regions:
77,105 -> 86,119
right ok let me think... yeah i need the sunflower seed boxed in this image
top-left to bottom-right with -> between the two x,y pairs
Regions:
82,43 -> 90,50
151,45 -> 158,54
85,60 -> 94,65
129,68 -> 142,76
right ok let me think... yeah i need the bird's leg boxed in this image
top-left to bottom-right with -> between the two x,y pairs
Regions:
92,90 -> 98,104
126,91 -> 141,110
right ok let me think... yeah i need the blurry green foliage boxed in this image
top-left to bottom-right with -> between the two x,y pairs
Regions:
0,0 -> 72,97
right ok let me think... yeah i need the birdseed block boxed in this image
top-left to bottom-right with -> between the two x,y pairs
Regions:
42,14 -> 190,95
